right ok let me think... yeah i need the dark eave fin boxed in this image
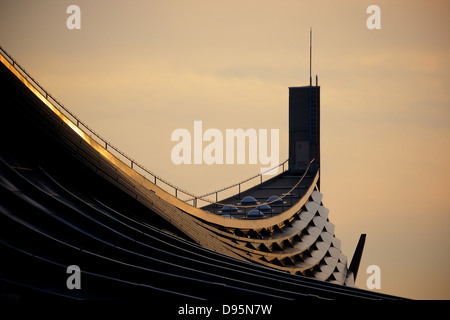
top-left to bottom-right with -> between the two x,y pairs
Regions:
349,234 -> 366,281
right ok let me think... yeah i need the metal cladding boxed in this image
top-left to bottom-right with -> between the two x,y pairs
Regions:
0,47 -> 401,300
186,176 -> 356,286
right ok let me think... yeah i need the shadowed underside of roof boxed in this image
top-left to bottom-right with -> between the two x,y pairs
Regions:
0,48 -> 402,301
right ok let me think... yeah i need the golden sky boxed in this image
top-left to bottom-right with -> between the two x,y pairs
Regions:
1,0 -> 449,299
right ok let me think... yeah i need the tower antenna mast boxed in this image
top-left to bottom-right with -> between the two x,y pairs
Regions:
309,27 -> 312,87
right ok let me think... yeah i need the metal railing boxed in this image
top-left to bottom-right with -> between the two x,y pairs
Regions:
200,158 -> 315,211
0,46 -> 295,208
187,159 -> 290,207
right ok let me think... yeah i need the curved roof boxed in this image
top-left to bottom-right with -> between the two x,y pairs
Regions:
0,47 -> 403,300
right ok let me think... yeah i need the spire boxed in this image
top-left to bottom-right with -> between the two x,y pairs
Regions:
309,27 -> 312,87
